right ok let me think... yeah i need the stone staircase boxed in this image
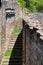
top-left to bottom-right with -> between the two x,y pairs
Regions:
1,35 -> 18,65
9,32 -> 22,65
1,32 -> 22,65
8,35 -> 18,49
2,56 -> 10,65
1,23 -> 22,65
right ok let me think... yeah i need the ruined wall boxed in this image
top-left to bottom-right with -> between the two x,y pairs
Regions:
2,0 -> 15,9
23,20 -> 43,65
0,8 -> 2,55
0,0 -> 6,55
0,0 -> 16,55
0,1 -> 6,63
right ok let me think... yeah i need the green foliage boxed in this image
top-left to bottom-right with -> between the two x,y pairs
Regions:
16,0 -> 43,12
12,17 -> 21,35
12,29 -> 21,35
16,0 -> 26,8
12,25 -> 21,35
5,49 -> 12,56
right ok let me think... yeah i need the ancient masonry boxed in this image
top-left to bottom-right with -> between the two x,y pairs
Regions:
0,0 -> 43,65
0,0 -> 15,57
23,14 -> 43,65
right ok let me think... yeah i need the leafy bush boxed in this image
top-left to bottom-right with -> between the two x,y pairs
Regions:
16,0 -> 43,12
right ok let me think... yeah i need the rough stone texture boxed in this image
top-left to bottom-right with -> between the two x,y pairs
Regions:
1,0 -> 6,55
0,8 -> 2,55
22,12 -> 43,40
0,0 -> 16,55
0,1 -> 6,64
23,20 -> 43,65
0,1 -> 14,63
0,0 -> 43,65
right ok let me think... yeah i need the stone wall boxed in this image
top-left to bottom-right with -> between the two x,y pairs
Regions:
0,0 -> 6,55
0,3 -> 6,64
23,20 -> 43,65
2,0 -> 15,9
0,8 -> 2,55
0,0 -> 16,55
2,6 -> 6,55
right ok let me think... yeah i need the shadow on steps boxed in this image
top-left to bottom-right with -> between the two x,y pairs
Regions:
9,30 -> 23,65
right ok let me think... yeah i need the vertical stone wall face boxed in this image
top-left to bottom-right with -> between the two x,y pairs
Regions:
25,25 -> 30,65
0,0 -> 6,54
0,0 -> 6,62
23,20 -> 43,65
23,20 -> 26,65
0,8 -> 2,55
2,0 -> 15,9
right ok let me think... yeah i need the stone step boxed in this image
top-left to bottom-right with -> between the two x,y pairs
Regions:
3,56 -> 10,59
2,31 -> 22,65
11,36 -> 17,39
9,42 -> 22,46
8,47 -> 14,49
3,61 -> 9,63
2,59 -> 22,65
8,46 -> 22,49
8,45 -> 14,47
3,58 -> 9,62
11,37 -> 17,40
9,42 -> 16,44
2,56 -> 10,65
9,42 -> 15,44
10,39 -> 22,44
8,45 -> 14,49
11,35 -> 18,38
10,39 -> 16,41
2,64 -> 8,65
8,43 -> 15,45
8,44 -> 22,49
10,39 -> 16,42
8,45 -> 14,48
8,60 -> 22,62
10,37 -> 17,40
2,63 -> 22,65
2,62 -> 9,65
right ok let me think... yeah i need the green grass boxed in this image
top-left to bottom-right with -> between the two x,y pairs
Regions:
12,17 -> 22,35
5,49 -> 12,56
12,29 -> 21,35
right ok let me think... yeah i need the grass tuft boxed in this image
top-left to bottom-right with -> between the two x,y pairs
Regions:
12,29 -> 21,35
5,49 -> 12,56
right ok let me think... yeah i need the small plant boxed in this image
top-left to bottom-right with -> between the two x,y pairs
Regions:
12,29 -> 21,35
5,49 -> 12,56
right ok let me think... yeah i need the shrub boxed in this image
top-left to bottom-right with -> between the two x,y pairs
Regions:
16,0 -> 43,12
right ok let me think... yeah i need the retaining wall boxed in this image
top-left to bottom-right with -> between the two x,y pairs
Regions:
23,20 -> 43,65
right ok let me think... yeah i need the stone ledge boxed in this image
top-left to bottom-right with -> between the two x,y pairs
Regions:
23,14 -> 43,40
